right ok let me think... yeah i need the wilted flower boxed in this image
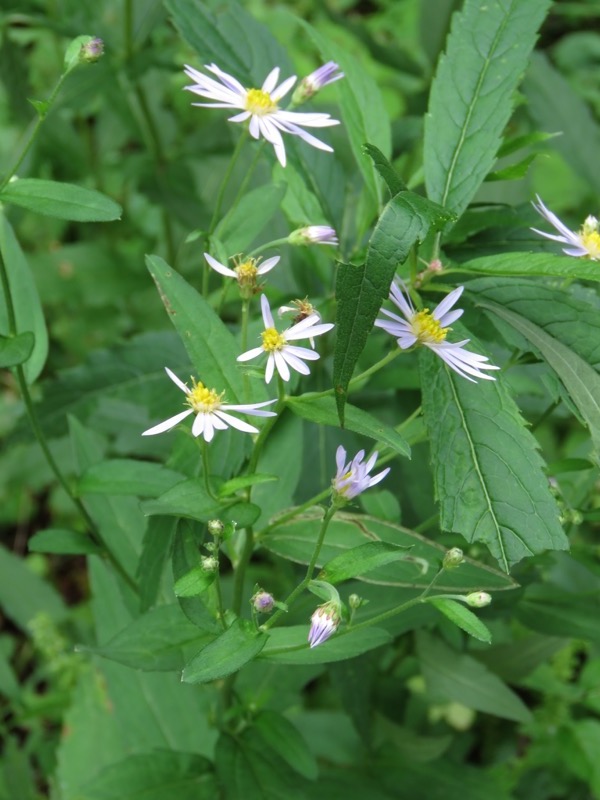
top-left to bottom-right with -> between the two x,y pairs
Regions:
288,225 -> 338,246
332,446 -> 390,502
279,298 -> 320,349
292,61 -> 344,104
465,592 -> 492,608
375,280 -> 500,383
204,253 -> 279,295
183,63 -> 340,167
201,555 -> 219,573
142,367 -> 276,443
237,294 -> 334,383
308,601 -> 341,648
252,590 -> 275,614
207,519 -> 224,537
532,195 -> 600,259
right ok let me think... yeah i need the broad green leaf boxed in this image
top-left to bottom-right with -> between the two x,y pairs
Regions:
264,509 -> 518,592
81,751 -> 217,800
216,731 -> 309,800
2,737 -> 37,800
218,473 -> 277,497
287,395 -> 410,457
0,331 -> 34,367
28,528 -> 102,555
214,183 -> 287,254
429,598 -> 492,643
524,51 -> 600,193
516,585 -> 600,643
182,618 -> 267,683
333,192 -> 453,422
425,0 -> 551,220
479,299 -> 600,460
0,543 -> 67,630
417,632 -> 531,723
172,520 -> 221,632
81,604 -> 217,671
143,479 -> 260,527
260,625 -> 391,664
0,214 -> 48,383
302,22 -> 391,210
174,566 -> 215,598
570,719 -> 600,798
456,252 -> 600,283
360,490 -> 401,522
420,338 -> 567,571
78,459 -> 185,497
145,255 -> 246,404
0,178 -> 121,221
253,711 -> 318,780
363,143 -> 407,196
138,516 -> 177,612
319,542 -> 411,585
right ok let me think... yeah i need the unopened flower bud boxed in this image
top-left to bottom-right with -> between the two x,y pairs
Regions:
81,37 -> 104,62
207,519 -> 224,537
465,591 -> 491,608
252,590 -> 275,614
348,593 -> 362,609
64,36 -> 103,73
443,548 -> 464,569
288,225 -> 338,247
292,61 -> 344,105
201,555 -> 218,573
308,601 -> 341,648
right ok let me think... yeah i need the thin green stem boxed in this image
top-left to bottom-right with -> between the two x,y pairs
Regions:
231,526 -> 254,615
201,442 -> 218,500
231,140 -> 265,208
247,378 -> 286,475
262,505 -> 336,631
0,72 -> 67,191
240,298 -> 250,401
256,488 -> 331,538
248,237 -> 290,258
213,568 -> 227,629
124,0 -> 134,60
208,130 -> 248,237
307,348 -> 403,401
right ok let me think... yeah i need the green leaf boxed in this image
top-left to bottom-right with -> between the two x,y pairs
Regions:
496,129 -> 558,158
524,51 -> 600,193
146,256 -> 246,404
81,751 -> 217,800
260,625 -> 391,664
333,192 -> 453,423
287,395 -> 410,457
214,183 -> 287,254
0,213 -> 48,383
81,604 -> 217,671
174,566 -> 215,598
78,459 -> 185,497
264,509 -> 518,592
0,331 -> 34,367
182,618 -> 267,683
28,528 -> 102,555
417,632 -> 531,723
425,0 -> 551,219
142,479 -> 223,521
138,516 -> 177,612
0,178 -> 122,221
0,543 -> 67,630
218,473 -> 277,497
429,598 -> 492,643
360,490 -> 401,522
253,711 -> 318,780
456,252 -> 600,283
363,143 -> 407,196
479,299 -> 600,461
419,337 -> 567,571
516,585 -> 600,643
319,542 -> 411,585
485,153 -> 536,182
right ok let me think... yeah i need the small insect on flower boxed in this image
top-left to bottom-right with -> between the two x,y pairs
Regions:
142,367 -> 277,443
237,294 -> 334,384
531,195 -> 600,260
332,446 -> 390,502
375,280 -> 500,383
278,298 -> 320,349
308,602 -> 341,648
204,253 -> 279,295
183,63 -> 340,167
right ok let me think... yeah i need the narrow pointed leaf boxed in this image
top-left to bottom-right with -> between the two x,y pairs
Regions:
182,618 -> 267,683
363,143 -> 407,196
319,542 -> 411,585
28,528 -> 102,555
0,178 -> 122,221
429,598 -> 492,643
260,625 -> 391,664
0,331 -> 34,367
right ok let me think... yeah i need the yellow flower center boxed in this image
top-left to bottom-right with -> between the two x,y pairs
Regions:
580,230 -> 600,260
186,379 -> 224,413
245,88 -> 277,116
261,327 -> 286,352
234,258 -> 258,285
411,309 -> 449,344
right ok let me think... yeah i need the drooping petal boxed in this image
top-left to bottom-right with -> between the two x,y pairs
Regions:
265,354 -> 275,384
274,350 -> 290,381
284,344 -> 320,360
281,349 -> 311,375
214,410 -> 259,434
204,253 -> 236,277
222,399 -> 277,412
203,414 -> 215,442
142,409 -> 194,436
237,346 -> 265,362
192,413 -> 206,437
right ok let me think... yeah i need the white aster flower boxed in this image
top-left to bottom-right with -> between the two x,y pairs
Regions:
142,367 -> 277,443
292,61 -> 344,104
237,294 -> 334,384
204,252 -> 279,294
289,225 -> 338,246
183,63 -> 340,167
531,195 -> 600,259
375,280 -> 500,383
308,602 -> 341,648
333,446 -> 390,501
278,298 -> 320,349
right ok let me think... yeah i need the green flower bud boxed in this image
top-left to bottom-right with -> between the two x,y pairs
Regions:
207,519 -> 224,537
201,555 -> 219,573
443,547 -> 464,569
465,591 -> 491,608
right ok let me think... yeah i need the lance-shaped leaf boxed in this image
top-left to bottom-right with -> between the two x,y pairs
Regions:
0,178 -> 122,222
318,542 -> 411,585
363,143 -> 407,196
420,336 -> 567,571
456,252 -> 600,283
182,618 -> 267,683
0,331 -> 34,368
333,192 -> 454,424
428,598 -> 492,644
425,0 -> 551,220
478,299 -> 600,462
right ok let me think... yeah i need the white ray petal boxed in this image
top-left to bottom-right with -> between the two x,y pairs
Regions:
165,367 -> 190,394
237,346 -> 265,362
204,253 -> 236,277
214,411 -> 259,433
142,409 -> 193,436
274,350 -> 290,381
